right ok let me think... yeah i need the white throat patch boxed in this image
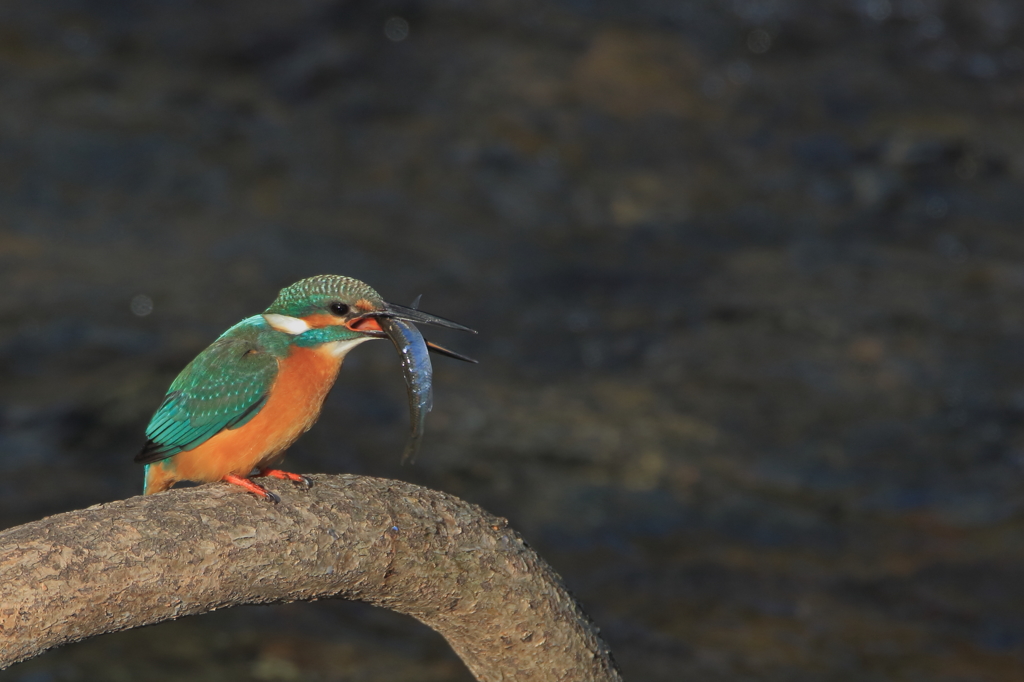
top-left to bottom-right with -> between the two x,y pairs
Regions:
262,314 -> 312,334
321,336 -> 375,358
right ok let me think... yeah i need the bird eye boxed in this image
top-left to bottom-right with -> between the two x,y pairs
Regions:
329,302 -> 350,316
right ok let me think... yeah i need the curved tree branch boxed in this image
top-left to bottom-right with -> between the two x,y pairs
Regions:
0,474 -> 621,681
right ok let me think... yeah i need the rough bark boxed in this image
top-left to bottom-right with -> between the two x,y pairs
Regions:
0,474 -> 621,681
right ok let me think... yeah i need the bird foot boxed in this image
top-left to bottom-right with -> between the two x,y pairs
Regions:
257,469 -> 313,489
222,474 -> 280,503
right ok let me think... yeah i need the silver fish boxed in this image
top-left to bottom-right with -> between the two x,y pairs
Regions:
380,317 -> 434,464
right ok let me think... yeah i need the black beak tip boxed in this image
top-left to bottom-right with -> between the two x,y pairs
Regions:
426,341 -> 478,363
382,302 -> 476,334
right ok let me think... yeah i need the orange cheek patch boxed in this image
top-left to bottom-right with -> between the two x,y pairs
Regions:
302,313 -> 346,328
354,299 -> 375,312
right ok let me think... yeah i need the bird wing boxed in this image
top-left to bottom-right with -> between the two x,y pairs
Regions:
135,334 -> 279,464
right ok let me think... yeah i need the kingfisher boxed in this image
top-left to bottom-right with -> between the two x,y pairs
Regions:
135,275 -> 475,502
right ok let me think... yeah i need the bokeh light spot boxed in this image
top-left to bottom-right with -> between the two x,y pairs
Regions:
727,60 -> 753,84
384,17 -> 410,42
131,294 -> 154,317
864,0 -> 892,22
747,29 -> 772,54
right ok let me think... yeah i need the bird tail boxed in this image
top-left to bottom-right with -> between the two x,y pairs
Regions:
143,463 -> 176,495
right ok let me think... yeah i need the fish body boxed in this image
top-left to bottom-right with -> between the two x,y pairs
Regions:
380,317 -> 433,463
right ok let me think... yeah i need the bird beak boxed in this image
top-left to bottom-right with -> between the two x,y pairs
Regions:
347,302 -> 477,362
380,302 -> 477,333
422,340 -> 478,363
349,302 -> 476,333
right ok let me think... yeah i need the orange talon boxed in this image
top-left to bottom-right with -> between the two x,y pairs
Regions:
257,468 -> 313,489
222,474 -> 280,503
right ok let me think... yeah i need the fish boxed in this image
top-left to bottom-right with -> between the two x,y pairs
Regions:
381,317 -> 436,464
379,299 -> 477,463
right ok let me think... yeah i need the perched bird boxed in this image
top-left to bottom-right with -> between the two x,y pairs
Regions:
136,275 -> 474,502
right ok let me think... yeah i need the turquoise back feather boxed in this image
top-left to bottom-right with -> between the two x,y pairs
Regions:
135,316 -> 285,464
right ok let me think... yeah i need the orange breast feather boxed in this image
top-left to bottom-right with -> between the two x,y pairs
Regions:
168,346 -> 343,483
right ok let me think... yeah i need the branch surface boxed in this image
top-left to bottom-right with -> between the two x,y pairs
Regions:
0,474 -> 621,681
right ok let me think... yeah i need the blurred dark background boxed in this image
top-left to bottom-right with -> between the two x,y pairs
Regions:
1,0 -> 1024,680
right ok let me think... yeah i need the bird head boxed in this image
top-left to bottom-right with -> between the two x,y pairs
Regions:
262,274 -> 474,343
261,274 -> 475,462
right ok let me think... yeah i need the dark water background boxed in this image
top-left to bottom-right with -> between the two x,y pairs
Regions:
1,1 -> 1024,680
